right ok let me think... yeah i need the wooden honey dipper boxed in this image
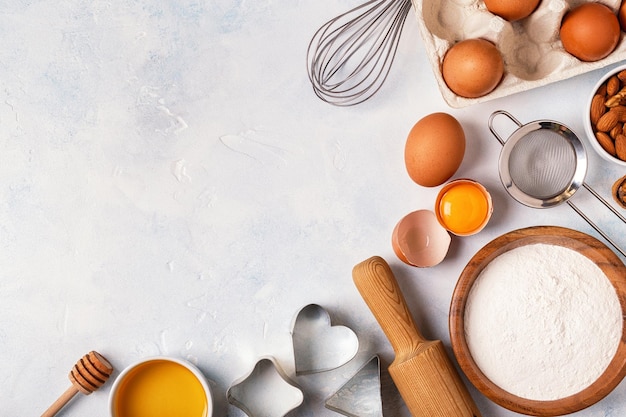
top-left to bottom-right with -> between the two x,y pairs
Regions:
41,351 -> 114,417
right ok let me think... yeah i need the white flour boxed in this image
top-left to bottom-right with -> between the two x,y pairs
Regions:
464,243 -> 622,401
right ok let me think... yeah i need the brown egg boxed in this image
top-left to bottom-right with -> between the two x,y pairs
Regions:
404,112 -> 466,187
442,39 -> 504,98
560,3 -> 620,62
484,0 -> 540,21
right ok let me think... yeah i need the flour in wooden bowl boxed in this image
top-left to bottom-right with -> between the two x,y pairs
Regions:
464,243 -> 622,401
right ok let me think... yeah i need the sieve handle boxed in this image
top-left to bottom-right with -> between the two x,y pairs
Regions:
488,110 -> 523,145
583,182 -> 626,225
568,199 -> 626,259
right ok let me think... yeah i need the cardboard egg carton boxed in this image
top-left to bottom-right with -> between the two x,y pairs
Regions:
412,0 -> 625,107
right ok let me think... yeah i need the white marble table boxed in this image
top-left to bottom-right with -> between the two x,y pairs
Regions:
2,1 -> 625,416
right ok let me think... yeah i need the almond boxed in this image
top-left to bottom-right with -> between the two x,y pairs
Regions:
591,94 -> 606,125
610,123 -> 623,139
607,76 -> 620,96
596,132 -> 616,156
610,106 -> 626,122
616,134 -> 626,161
618,70 -> 626,83
592,95 -> 607,123
605,86 -> 626,107
596,110 -> 619,132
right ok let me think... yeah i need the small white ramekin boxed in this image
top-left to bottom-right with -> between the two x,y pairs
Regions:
584,64 -> 626,167
108,356 -> 213,417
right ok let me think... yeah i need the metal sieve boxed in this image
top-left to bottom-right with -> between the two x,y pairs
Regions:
489,110 -> 626,258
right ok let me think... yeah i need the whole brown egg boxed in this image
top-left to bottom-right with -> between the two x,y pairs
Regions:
442,39 -> 504,98
484,0 -> 540,21
404,113 -> 466,187
560,3 -> 620,62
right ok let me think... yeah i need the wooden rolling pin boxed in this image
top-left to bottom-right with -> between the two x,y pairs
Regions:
41,351 -> 113,417
353,256 -> 482,417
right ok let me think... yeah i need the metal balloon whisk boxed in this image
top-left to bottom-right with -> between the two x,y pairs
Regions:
306,0 -> 413,106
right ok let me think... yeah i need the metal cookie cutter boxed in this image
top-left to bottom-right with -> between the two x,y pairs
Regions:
325,355 -> 384,417
226,356 -> 303,417
291,304 -> 359,375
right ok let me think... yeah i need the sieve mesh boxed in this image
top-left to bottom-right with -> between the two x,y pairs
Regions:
508,129 -> 577,199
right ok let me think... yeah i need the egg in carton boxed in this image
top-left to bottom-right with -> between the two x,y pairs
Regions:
414,0 -> 625,107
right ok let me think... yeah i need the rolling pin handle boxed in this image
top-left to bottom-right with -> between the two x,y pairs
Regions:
353,256 -> 426,357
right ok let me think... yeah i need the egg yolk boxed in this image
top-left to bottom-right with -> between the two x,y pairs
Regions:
438,183 -> 489,234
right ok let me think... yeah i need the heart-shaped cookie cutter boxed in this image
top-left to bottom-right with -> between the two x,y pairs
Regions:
291,304 -> 359,375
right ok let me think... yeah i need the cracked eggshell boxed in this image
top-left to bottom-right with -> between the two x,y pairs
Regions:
435,179 -> 493,236
411,0 -> 626,107
392,210 -> 451,267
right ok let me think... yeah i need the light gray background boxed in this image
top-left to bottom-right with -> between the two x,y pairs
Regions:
2,1 -> 625,416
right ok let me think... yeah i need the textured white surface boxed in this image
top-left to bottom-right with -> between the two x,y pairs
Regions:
1,1 -> 625,416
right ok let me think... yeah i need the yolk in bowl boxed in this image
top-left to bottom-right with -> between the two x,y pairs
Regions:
437,182 -> 490,235
113,359 -> 208,417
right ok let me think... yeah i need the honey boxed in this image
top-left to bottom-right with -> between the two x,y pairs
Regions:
112,359 -> 208,417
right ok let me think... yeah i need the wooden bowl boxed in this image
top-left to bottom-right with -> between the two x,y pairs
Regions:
449,226 -> 626,416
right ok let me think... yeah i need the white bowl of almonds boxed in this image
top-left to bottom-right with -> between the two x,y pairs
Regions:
585,64 -> 626,167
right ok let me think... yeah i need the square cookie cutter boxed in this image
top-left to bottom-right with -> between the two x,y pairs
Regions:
226,356 -> 303,417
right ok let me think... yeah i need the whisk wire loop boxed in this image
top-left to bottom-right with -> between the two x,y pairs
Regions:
307,0 -> 413,106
